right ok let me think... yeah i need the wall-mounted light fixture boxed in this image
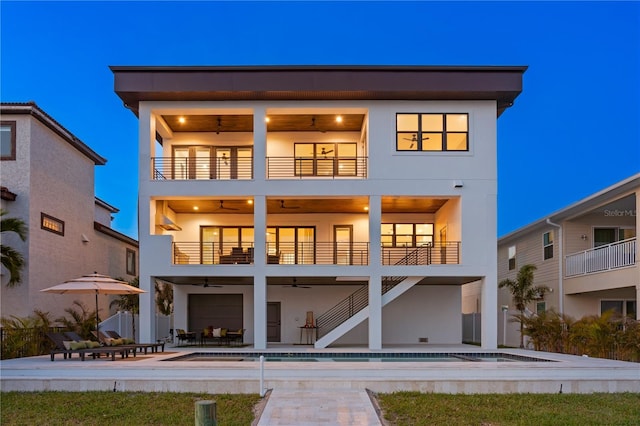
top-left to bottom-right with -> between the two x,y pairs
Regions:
81,234 -> 90,243
581,234 -> 588,241
453,180 -> 464,188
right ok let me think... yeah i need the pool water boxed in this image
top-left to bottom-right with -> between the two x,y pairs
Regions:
164,352 -> 553,363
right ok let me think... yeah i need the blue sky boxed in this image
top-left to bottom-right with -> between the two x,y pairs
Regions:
2,1 -> 638,239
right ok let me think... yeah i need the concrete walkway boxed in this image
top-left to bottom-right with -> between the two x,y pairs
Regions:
257,389 -> 382,426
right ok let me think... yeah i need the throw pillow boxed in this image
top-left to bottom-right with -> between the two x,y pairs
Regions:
123,338 -> 135,345
103,338 -> 114,346
111,338 -> 124,346
70,341 -> 87,350
212,328 -> 222,338
63,341 -> 73,350
86,341 -> 101,349
220,328 -> 227,337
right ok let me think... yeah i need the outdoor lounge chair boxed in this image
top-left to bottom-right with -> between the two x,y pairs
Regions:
104,330 -> 165,354
46,332 -> 132,361
175,328 -> 197,345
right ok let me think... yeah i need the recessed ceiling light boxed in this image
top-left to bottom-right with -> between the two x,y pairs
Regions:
247,200 -> 253,204
193,206 -> 199,211
178,117 -> 186,124
364,206 -> 369,211
336,115 -> 343,123
264,117 -> 270,123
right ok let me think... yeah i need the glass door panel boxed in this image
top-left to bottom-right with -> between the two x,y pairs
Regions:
279,228 -> 296,264
222,228 -> 239,256
316,144 -> 335,176
297,227 -> 315,264
215,148 -> 231,180
173,147 -> 189,180
201,227 -> 219,264
294,144 -> 314,176
237,147 -> 253,179
334,225 -> 352,265
195,147 -> 211,180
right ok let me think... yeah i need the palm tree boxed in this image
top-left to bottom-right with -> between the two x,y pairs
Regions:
1,209 -> 28,287
155,280 -> 173,316
499,264 -> 548,348
110,277 -> 139,339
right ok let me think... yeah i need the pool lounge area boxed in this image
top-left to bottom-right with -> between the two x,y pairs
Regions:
1,344 -> 638,394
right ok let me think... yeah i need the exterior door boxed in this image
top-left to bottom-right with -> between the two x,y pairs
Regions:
334,225 -> 353,265
267,302 -> 281,342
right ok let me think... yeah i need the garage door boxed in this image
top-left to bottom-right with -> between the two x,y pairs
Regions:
189,294 -> 243,332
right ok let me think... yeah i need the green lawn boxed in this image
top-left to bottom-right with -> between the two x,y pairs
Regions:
1,391 -> 639,425
377,392 -> 640,426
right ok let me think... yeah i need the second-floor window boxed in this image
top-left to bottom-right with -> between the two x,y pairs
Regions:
126,248 -> 136,275
381,223 -> 434,247
396,113 -> 468,151
543,231 -> 554,260
1,121 -> 16,161
508,245 -> 516,270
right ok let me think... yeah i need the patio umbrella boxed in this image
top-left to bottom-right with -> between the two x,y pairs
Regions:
41,272 -> 145,334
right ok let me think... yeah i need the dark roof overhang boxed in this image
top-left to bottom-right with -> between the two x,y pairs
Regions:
110,65 -> 527,117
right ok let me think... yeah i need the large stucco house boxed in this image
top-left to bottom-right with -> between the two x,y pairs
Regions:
112,65 -> 526,349
0,102 -> 138,322
484,174 -> 638,347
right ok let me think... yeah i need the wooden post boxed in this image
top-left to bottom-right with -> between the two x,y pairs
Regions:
195,400 -> 216,426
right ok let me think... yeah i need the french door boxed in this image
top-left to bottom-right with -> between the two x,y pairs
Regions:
173,146 -> 252,180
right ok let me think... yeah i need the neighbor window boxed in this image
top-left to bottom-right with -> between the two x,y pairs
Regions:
1,121 -> 16,160
601,300 -> 637,319
396,113 -> 468,151
543,231 -> 554,260
41,213 -> 64,236
508,245 -> 516,270
536,301 -> 546,315
126,248 -> 136,275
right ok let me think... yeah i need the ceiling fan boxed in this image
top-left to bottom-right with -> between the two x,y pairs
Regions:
282,277 -> 310,289
190,278 -> 223,288
320,147 -> 334,157
215,200 -> 239,211
280,200 -> 300,209
403,134 -> 429,149
310,117 -> 327,133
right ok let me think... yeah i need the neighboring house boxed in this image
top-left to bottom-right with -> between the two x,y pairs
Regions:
112,65 -> 526,349
0,102 -> 138,323
487,174 -> 638,347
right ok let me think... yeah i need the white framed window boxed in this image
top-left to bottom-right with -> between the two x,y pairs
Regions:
543,231 -> 554,260
1,121 -> 16,161
508,245 -> 516,270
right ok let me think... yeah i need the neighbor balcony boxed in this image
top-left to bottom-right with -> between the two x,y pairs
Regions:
565,237 -> 637,277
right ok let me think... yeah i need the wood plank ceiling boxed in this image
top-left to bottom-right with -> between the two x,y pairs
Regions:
162,114 -> 365,133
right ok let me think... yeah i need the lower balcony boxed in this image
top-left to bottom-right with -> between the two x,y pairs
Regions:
172,241 -> 461,266
565,238 -> 636,277
173,242 -> 370,265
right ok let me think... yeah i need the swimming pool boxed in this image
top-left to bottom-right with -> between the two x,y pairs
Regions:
164,352 -> 554,363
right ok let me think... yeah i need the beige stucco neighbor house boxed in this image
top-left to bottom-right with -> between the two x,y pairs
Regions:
472,174 -> 638,347
112,65 -> 525,349
0,102 -> 138,322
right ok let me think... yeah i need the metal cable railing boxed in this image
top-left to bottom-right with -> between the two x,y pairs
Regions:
267,156 -> 368,179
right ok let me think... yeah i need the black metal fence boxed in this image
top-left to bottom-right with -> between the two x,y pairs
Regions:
0,326 -> 65,360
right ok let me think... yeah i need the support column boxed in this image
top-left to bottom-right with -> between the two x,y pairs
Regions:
368,195 -> 382,350
481,276 -> 498,349
138,104 -> 155,343
253,195 -> 267,349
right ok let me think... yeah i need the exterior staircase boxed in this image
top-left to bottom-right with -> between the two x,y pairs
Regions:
314,276 -> 422,348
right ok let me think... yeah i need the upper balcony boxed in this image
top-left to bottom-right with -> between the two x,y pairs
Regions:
150,112 -> 367,181
565,237 -> 637,277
